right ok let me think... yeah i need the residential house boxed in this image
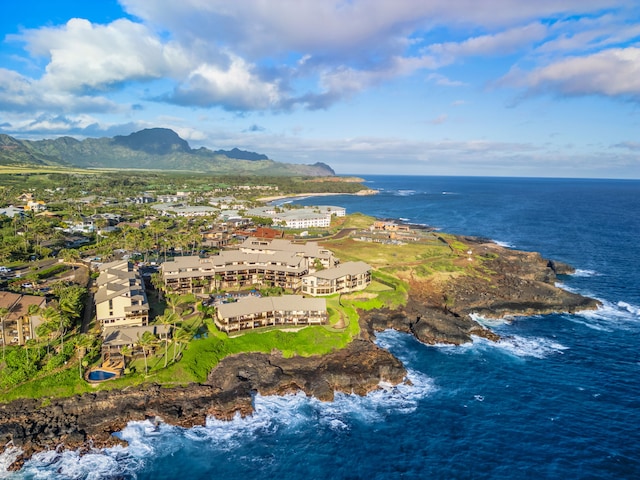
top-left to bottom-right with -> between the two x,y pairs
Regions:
0,292 -> 47,346
101,324 -> 170,358
0,206 -> 25,218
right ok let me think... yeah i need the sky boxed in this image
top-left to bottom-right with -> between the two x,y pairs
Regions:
1,1 -> 640,178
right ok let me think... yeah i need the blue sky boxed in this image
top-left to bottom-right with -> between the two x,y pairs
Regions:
1,1 -> 640,178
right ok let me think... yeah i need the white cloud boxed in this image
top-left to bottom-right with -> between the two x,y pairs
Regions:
428,114 -> 448,125
167,55 -> 283,110
428,22 -> 548,62
0,68 -> 121,113
502,47 -> 640,98
16,18 -> 190,92
427,73 -> 467,87
120,0 -> 621,57
537,14 -> 640,55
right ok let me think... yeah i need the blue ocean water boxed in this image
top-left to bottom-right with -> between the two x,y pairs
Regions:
3,176 -> 640,479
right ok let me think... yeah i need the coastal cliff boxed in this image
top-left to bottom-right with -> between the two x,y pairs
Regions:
361,237 -> 599,345
0,340 -> 405,471
0,238 -> 599,470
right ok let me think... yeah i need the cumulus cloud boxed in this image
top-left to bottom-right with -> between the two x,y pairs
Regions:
501,47 -> 640,99
0,68 -> 121,113
119,0 -> 618,56
0,113 -> 144,138
166,55 -> 283,111
15,18 -> 190,93
2,0 -> 636,119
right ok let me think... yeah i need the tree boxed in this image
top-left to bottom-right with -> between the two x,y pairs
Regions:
74,333 -> 95,379
165,294 -> 181,315
156,313 -> 174,368
0,307 -> 8,362
137,331 -> 157,375
172,327 -> 191,362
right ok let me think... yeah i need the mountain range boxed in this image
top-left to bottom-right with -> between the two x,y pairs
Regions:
0,128 -> 335,176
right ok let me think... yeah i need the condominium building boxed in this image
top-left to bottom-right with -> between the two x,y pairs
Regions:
301,261 -> 372,296
95,260 -> 149,329
161,250 -> 309,294
215,295 -> 327,333
238,237 -> 337,270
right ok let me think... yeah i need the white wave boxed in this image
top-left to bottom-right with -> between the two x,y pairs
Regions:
432,334 -> 568,359
18,446 -> 142,480
573,300 -> 640,331
469,312 -> 513,327
180,368 -> 435,449
0,446 -> 22,479
571,269 -> 599,277
492,239 -> 515,248
491,335 -> 569,359
395,189 -> 417,196
618,301 -> 640,316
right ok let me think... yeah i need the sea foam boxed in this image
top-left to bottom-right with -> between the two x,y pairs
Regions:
573,299 -> 640,330
492,239 -> 515,248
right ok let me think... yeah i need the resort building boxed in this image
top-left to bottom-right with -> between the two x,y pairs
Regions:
161,250 -> 309,294
275,211 -> 331,229
151,203 -> 217,217
301,261 -> 372,296
215,295 -> 327,333
0,292 -> 47,346
244,205 -> 346,230
238,237 -> 337,270
95,260 -> 149,329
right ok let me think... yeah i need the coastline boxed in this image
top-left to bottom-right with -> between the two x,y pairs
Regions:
0,232 -> 600,471
257,189 -> 378,203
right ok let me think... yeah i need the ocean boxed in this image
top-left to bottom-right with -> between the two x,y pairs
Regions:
3,175 -> 640,479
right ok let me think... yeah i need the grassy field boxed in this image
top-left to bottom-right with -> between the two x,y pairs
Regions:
0,166 -> 101,175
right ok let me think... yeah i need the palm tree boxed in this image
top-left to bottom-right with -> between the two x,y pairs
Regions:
120,344 -> 131,369
172,327 -> 191,362
74,333 -> 95,379
36,318 -> 58,355
165,294 -> 181,315
137,331 -> 157,375
155,313 -> 174,368
0,307 -> 8,362
150,272 -> 164,299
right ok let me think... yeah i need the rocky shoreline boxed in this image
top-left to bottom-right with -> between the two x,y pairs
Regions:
0,239 -> 599,471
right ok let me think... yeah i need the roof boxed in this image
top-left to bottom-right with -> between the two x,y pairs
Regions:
161,250 -> 307,276
308,261 -> 371,280
217,295 -> 326,319
239,237 -> 332,258
0,292 -> 47,321
102,324 -> 170,345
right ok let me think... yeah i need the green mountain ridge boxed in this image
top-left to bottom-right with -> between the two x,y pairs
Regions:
0,128 -> 335,176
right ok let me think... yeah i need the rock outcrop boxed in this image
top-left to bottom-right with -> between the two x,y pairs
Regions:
0,340 -> 405,470
361,238 -> 599,345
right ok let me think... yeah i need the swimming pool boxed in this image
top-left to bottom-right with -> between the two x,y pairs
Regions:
87,369 -> 117,381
